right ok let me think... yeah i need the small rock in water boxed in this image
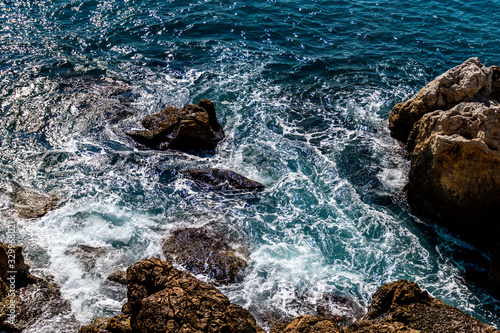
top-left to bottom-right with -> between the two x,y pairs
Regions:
106,270 -> 127,285
162,227 -> 249,285
182,168 -> 265,191
125,99 -> 225,153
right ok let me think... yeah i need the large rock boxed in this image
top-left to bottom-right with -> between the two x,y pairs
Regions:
389,57 -> 493,144
125,99 -> 225,153
182,168 -> 265,192
270,315 -> 341,333
404,101 -> 500,245
79,258 -> 264,333
162,227 -> 248,285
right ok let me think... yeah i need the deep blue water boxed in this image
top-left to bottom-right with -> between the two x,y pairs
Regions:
0,0 -> 499,331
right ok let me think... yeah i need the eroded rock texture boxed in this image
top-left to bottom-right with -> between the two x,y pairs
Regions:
125,99 -> 225,153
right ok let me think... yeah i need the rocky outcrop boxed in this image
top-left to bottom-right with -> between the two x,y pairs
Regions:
182,168 -> 265,192
106,270 -> 127,285
162,227 -> 248,285
389,57 -> 493,144
125,99 -> 225,153
0,182 -> 59,219
0,244 -> 71,332
79,258 -> 264,333
388,58 -> 500,292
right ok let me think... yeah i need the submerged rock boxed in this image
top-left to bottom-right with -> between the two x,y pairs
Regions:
182,168 -> 265,191
125,99 -> 225,153
0,182 -> 59,219
79,258 -> 264,333
162,227 -> 248,285
0,243 -> 71,332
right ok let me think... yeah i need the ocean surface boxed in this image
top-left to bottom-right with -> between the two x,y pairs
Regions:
0,0 -> 499,331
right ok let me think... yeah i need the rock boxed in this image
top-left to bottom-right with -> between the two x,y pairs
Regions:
344,280 -> 498,333
0,182 -> 59,219
125,99 -> 225,153
389,57 -> 493,144
404,101 -> 500,246
162,227 -> 248,285
270,315 -> 341,333
0,243 -> 71,331
182,168 -> 265,191
316,293 -> 364,326
106,270 -> 127,285
64,244 -> 108,271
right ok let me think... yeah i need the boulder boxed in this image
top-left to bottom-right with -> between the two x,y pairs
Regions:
125,99 -> 225,153
106,270 -> 127,285
80,258 -> 265,333
182,168 -> 265,191
389,57 -> 493,144
162,227 -> 248,285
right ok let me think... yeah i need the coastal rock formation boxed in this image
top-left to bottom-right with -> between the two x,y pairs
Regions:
388,58 -> 500,291
0,244 -> 71,332
106,270 -> 127,285
79,258 -> 264,333
182,168 -> 265,191
389,57 -> 493,144
125,99 -> 225,153
162,227 -> 248,285
0,182 -> 59,219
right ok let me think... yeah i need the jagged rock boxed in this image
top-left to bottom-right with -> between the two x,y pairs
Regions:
0,243 -> 71,331
80,258 -> 264,333
389,57 -> 493,144
404,101 -> 500,246
316,293 -> 364,326
106,270 -> 127,285
125,99 -> 225,153
345,280 -> 498,333
162,228 -> 248,285
0,182 -> 59,219
65,244 -> 108,271
270,315 -> 341,333
182,168 -> 265,191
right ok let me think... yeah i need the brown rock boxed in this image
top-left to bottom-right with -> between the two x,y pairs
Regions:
162,227 -> 248,285
270,315 -> 341,333
125,99 -> 225,153
389,57 -> 492,144
405,101 -> 500,246
126,258 -> 264,333
182,168 -> 265,191
106,270 -> 127,285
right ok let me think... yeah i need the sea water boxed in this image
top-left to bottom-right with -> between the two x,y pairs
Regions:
0,0 -> 499,331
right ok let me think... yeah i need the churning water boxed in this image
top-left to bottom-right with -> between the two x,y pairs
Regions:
0,0 -> 499,331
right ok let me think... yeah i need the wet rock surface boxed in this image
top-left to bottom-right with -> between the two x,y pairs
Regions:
162,227 -> 248,285
182,168 -> 265,192
270,315 -> 341,333
0,243 -> 72,332
79,257 -> 264,333
125,99 -> 225,153
0,182 -> 59,219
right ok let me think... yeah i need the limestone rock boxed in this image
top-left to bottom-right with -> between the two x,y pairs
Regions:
162,227 -> 248,285
182,168 -> 265,191
389,57 -> 492,144
125,99 -> 225,153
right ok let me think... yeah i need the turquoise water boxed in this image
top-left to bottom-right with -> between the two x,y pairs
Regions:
0,0 -> 499,331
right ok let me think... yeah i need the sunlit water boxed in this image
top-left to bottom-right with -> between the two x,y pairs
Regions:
0,0 -> 499,331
